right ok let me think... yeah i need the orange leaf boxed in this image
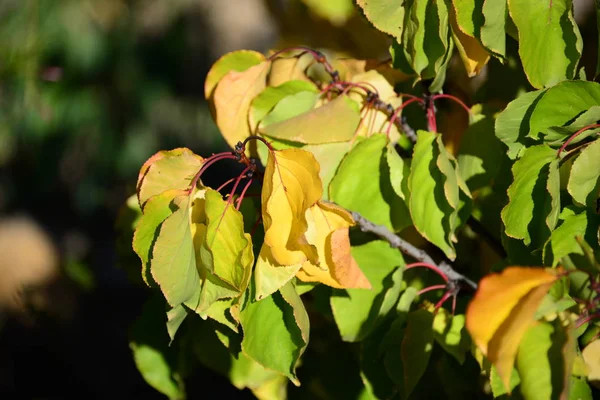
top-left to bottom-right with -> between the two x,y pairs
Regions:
466,267 -> 559,392
296,202 -> 371,289
213,61 -> 271,149
261,149 -> 322,265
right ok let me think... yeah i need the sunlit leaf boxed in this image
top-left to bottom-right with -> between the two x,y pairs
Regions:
261,149 -> 322,266
249,80 -> 318,130
508,0 -> 582,88
448,1 -> 490,76
330,240 -> 404,342
267,53 -> 314,87
213,61 -> 271,149
330,134 -> 410,232
259,91 -> 319,128
430,307 -> 470,364
201,189 -> 253,292
301,0 -> 354,26
545,211 -> 600,267
501,145 -> 558,247
490,365 -> 520,398
356,0 -> 405,41
568,139 -> 600,208
166,304 -> 187,343
240,289 -> 308,385
297,201 -> 371,289
254,245 -> 302,301
479,0 -> 506,58
466,266 -> 559,391
386,142 -> 406,200
260,95 -> 361,144
137,148 -> 203,207
133,189 -> 181,286
204,50 -> 266,107
582,339 -> 600,382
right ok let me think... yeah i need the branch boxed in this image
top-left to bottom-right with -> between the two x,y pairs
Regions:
350,211 -> 478,290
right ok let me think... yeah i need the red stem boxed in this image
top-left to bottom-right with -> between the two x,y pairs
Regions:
189,153 -> 237,192
236,176 -> 255,211
386,97 -> 423,135
432,94 -> 471,115
557,123 -> 600,157
405,262 -> 450,283
417,284 -> 447,296
215,176 -> 240,193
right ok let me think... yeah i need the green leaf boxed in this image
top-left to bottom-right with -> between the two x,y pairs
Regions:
279,282 -> 310,347
260,95 -> 361,144
205,50 -> 265,103
329,134 -> 411,232
133,189 -> 180,286
529,81 -> 600,141
568,139 -> 600,208
301,0 -> 354,25
401,308 -> 434,398
495,89 -> 546,159
259,91 -> 319,127
249,80 -> 318,128
402,0 -> 451,81
516,321 -> 572,400
330,240 -> 405,342
356,0 -> 406,40
137,148 -> 203,207
409,130 -> 461,259
545,211 -> 600,266
387,142 -> 406,200
451,0 -> 477,36
501,145 -> 557,247
457,107 -> 505,190
490,365 -> 520,397
508,0 -> 582,88
569,377 -> 593,400
240,289 -> 308,385
166,304 -> 188,343
543,107 -> 600,145
431,310 -> 470,365
151,193 -> 200,308
202,189 -> 253,292
130,296 -> 185,400
254,245 -> 302,301
480,0 -> 506,58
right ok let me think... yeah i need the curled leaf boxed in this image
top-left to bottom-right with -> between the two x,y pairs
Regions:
466,266 -> 560,392
296,201 -> 371,289
261,149 -> 322,265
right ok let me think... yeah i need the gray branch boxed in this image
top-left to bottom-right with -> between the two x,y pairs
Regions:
350,211 -> 478,290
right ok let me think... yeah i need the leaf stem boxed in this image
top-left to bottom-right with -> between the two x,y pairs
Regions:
189,152 -> 237,192
556,123 -> 600,157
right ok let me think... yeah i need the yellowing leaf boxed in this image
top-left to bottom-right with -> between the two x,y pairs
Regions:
448,1 -> 490,76
261,149 -> 322,265
213,61 -> 271,149
296,202 -> 371,289
466,267 -> 559,392
582,340 -> 600,382
267,55 -> 313,87
137,148 -> 203,207
254,245 -> 303,301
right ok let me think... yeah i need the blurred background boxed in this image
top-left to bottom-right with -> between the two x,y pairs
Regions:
0,0 -> 597,398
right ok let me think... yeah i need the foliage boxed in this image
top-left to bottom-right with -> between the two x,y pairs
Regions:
120,1 -> 600,399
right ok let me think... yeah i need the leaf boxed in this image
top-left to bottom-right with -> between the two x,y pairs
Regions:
582,339 -> 600,383
213,61 -> 271,149
259,91 -> 319,128
260,95 -> 361,144
261,149 -> 322,266
204,50 -> 266,104
166,304 -> 187,343
500,145 -> 557,247
543,107 -> 600,145
401,308 -> 434,398
330,240 -> 405,342
268,53 -> 314,87
151,193 -> 200,308
516,321 -> 573,400
130,296 -> 184,400
490,365 -> 520,398
448,1 -> 490,76
430,308 -> 470,365
297,201 -> 371,289
480,0 -> 506,58
301,0 -> 354,25
568,139 -> 600,208
356,0 -> 406,41
508,0 -> 582,88
495,89 -> 546,159
137,148 -> 203,207
279,282 -> 310,346
529,81 -> 600,141
133,189 -> 180,286
569,377 -> 593,400
329,134 -> 411,232
249,80 -> 318,129
546,212 -> 600,267
254,245 -> 302,301
201,189 -> 253,292
409,130 -> 460,259
386,142 -> 406,200
466,266 -> 559,392
240,290 -> 308,385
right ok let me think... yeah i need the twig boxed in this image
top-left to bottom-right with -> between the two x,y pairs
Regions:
349,211 -> 478,290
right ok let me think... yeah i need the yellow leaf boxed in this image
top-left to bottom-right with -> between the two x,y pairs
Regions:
261,149 -> 322,265
296,202 -> 371,289
466,267 -> 559,392
268,55 -> 313,87
582,340 -> 600,383
254,245 -> 303,300
213,61 -> 271,149
448,4 -> 490,77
